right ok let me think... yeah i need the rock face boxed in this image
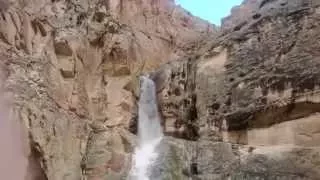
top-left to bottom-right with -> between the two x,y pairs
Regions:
2,0 -> 320,179
0,0 -> 215,179
154,0 -> 320,179
161,137 -> 320,180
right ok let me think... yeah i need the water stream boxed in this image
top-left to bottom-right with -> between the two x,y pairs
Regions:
128,76 -> 163,180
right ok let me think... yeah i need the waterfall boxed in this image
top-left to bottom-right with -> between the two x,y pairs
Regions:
128,76 -> 163,180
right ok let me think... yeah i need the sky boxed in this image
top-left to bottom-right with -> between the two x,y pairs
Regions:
175,0 -> 243,25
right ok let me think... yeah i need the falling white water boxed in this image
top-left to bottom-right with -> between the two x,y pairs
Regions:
129,76 -> 163,180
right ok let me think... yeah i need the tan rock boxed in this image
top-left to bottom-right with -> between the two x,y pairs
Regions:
22,14 -> 34,54
59,57 -> 75,78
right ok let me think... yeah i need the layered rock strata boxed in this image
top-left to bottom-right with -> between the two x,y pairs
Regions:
154,0 -> 320,179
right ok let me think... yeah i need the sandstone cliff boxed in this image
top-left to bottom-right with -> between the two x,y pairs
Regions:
0,0 -> 215,179
154,0 -> 320,179
1,0 -> 320,180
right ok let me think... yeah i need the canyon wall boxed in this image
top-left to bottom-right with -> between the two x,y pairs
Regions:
0,0 -> 215,179
1,0 -> 320,179
154,0 -> 320,179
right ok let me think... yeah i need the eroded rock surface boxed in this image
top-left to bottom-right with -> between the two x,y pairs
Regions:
0,0 -> 215,179
2,0 -> 320,179
154,0 -> 320,179
156,0 -> 320,144
162,137 -> 320,180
